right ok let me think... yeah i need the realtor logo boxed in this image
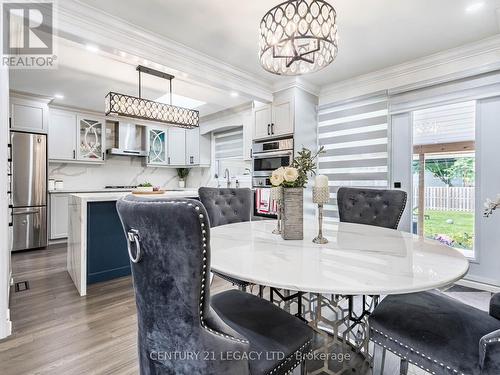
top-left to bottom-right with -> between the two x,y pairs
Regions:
2,1 -> 56,68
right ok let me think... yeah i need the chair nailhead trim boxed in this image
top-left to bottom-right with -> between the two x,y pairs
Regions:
371,327 -> 464,375
267,340 -> 311,375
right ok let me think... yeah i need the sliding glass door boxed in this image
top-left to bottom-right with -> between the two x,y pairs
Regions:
411,101 -> 476,258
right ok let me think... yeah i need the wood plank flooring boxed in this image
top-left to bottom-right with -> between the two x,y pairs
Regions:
0,244 -> 233,375
0,244 -> 491,375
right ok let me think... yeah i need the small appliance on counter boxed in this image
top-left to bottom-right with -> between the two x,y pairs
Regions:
10,131 -> 48,251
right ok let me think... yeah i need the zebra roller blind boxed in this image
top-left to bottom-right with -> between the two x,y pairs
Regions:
318,94 -> 389,223
214,127 -> 244,160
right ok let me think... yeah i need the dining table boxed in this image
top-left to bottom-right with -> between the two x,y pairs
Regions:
210,220 -> 470,375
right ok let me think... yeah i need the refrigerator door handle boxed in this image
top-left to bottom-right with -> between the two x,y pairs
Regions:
12,209 -> 40,215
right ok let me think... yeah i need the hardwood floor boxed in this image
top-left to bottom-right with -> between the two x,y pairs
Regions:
0,244 -> 233,375
0,245 -> 491,375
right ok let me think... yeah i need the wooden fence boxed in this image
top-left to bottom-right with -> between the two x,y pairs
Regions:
412,186 -> 475,212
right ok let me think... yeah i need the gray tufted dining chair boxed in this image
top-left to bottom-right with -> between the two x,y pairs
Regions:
116,195 -> 313,375
198,187 -> 253,291
369,290 -> 500,375
337,187 -> 407,229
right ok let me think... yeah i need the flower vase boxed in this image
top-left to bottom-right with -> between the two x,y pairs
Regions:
281,187 -> 304,240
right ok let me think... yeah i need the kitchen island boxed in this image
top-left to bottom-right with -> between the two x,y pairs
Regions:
67,190 -> 198,296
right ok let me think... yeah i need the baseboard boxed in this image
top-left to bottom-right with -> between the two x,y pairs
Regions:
457,278 -> 500,293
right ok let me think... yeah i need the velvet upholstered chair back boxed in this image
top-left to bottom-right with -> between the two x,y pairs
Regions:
337,187 -> 407,230
116,195 -> 250,375
198,187 -> 252,227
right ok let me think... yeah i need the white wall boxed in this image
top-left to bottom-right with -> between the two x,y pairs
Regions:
0,15 -> 11,339
468,96 -> 500,285
48,157 -> 211,190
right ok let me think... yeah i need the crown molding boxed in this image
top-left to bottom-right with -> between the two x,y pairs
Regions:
272,77 -> 321,97
53,1 -> 274,102
320,34 -> 500,104
200,101 -> 253,123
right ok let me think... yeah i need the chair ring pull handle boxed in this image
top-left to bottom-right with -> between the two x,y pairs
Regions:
127,229 -> 142,263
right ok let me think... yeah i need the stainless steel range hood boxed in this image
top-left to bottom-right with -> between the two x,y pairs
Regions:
107,122 -> 148,157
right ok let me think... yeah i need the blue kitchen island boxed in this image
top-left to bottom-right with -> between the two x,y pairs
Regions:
67,190 -> 199,296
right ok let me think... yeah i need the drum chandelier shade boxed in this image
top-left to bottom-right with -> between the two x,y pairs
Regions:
105,65 -> 199,128
259,0 -> 338,76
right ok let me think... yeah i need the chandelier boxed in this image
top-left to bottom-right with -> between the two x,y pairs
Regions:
105,65 -> 199,128
259,0 -> 338,76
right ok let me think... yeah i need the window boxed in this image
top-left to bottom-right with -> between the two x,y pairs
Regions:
213,127 -> 249,182
317,95 -> 389,224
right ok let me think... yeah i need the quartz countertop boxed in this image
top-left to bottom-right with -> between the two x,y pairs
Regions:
49,188 -> 134,194
69,190 -> 199,203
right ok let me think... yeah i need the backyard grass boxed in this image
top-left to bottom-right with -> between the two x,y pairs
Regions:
422,209 -> 474,249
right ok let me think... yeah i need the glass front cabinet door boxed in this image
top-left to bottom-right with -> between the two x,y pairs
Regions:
148,128 -> 167,165
77,116 -> 104,162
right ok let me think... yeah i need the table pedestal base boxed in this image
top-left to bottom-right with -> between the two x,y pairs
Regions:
264,287 -> 379,374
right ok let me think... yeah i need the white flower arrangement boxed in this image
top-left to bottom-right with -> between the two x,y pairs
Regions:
270,147 -> 324,188
484,194 -> 500,217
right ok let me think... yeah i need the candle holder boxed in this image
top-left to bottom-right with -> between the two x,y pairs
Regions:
271,187 -> 283,235
312,186 -> 330,244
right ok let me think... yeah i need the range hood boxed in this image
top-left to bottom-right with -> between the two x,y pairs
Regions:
107,122 -> 148,157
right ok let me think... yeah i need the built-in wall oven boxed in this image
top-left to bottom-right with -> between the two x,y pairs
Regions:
252,137 -> 294,187
252,137 -> 293,218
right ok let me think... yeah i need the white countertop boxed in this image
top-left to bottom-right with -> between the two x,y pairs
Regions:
49,188 -> 134,194
210,220 -> 470,296
70,190 -> 199,202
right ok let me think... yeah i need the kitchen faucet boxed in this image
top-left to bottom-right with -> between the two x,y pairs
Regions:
224,168 -> 231,188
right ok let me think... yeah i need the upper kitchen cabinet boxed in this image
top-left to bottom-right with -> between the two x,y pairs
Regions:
185,127 -> 200,165
77,115 -> 105,162
253,100 -> 294,140
147,128 -> 167,165
48,110 -> 77,161
167,127 -> 186,165
254,104 -> 272,139
48,108 -> 105,164
10,95 -> 49,133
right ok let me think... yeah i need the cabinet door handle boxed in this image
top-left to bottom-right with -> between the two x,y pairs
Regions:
267,124 -> 270,136
102,152 -> 105,160
168,157 -> 170,164
73,150 -> 76,159
271,123 -> 274,135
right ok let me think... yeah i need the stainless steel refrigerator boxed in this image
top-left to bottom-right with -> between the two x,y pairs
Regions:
10,131 -> 47,251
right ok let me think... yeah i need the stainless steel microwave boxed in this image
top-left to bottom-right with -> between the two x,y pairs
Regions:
252,137 -> 294,179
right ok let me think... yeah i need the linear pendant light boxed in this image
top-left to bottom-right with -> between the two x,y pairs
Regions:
105,65 -> 199,128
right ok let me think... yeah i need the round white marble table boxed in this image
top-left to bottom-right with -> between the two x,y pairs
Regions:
210,220 -> 470,374
210,220 -> 469,296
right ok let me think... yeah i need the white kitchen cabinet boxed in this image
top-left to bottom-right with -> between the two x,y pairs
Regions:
167,127 -> 186,165
48,110 -> 77,161
185,128 -> 200,165
77,115 -> 105,163
253,100 -> 293,140
254,104 -> 272,139
50,194 -> 69,240
10,97 -> 49,133
271,100 -> 294,137
147,128 -> 167,165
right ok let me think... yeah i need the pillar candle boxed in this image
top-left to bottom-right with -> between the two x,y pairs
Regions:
315,175 -> 328,188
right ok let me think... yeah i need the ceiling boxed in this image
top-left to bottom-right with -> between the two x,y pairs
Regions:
9,38 -> 247,115
77,0 -> 500,86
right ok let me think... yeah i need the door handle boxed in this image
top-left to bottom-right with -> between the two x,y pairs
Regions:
271,123 -> 274,135
168,157 -> 171,164
73,150 -> 76,159
12,210 -> 40,215
267,124 -> 270,136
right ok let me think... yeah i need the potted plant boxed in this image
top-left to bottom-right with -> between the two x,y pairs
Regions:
177,168 -> 190,189
136,182 -> 154,193
270,146 -> 324,240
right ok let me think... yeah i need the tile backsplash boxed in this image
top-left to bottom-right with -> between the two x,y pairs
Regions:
49,155 -> 211,190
